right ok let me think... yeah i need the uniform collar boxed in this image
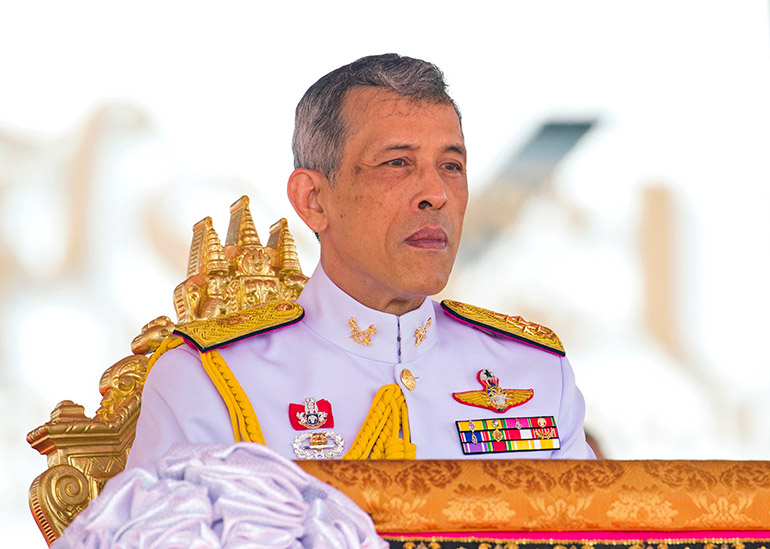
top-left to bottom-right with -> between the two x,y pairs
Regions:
297,265 -> 438,363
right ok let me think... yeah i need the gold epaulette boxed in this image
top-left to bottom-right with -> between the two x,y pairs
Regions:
173,301 -> 304,352
440,300 -> 565,356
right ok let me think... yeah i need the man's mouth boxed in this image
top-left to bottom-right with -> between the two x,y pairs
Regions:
405,227 -> 448,250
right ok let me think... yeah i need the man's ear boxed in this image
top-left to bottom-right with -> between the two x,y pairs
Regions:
287,168 -> 329,233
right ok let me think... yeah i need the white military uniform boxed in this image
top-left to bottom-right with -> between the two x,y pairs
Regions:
128,266 -> 594,467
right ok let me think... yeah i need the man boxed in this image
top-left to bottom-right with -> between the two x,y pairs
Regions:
128,54 -> 594,466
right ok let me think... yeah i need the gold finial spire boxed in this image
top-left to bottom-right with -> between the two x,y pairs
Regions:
203,218 -> 228,275
269,218 -> 302,274
226,196 -> 262,250
176,197 -> 308,323
239,201 -> 262,249
186,218 -> 208,278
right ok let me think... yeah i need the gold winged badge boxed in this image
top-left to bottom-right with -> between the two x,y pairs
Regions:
452,369 -> 533,413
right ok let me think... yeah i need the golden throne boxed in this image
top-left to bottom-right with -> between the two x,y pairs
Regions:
27,196 -> 770,548
26,196 -> 308,545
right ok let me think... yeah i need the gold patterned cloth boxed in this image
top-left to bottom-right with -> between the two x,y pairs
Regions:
174,301 -> 304,352
299,460 -> 770,533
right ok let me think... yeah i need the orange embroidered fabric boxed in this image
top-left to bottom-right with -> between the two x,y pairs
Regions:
298,460 -> 770,533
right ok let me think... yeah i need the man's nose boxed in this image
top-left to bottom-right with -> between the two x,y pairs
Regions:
413,167 -> 448,211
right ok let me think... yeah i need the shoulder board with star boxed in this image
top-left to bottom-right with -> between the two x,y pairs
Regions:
173,301 -> 304,352
440,299 -> 565,356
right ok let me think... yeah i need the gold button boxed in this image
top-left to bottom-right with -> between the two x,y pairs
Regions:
400,368 -> 416,391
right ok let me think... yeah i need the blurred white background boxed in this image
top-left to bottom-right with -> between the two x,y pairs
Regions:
2,1 -> 769,545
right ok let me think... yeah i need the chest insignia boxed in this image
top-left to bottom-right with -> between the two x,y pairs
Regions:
456,416 -> 561,455
348,317 -> 377,346
290,397 -> 343,459
289,397 -> 333,430
452,369 -> 534,413
293,431 -> 345,460
414,317 -> 432,346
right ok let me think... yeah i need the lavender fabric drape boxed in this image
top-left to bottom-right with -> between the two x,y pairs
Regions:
53,443 -> 386,549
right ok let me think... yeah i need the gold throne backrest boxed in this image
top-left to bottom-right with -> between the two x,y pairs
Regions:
26,195 -> 308,546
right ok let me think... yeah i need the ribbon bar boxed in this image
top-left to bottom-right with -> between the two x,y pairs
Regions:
456,416 -> 560,455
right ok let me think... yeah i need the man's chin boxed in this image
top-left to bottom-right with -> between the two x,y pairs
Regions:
409,259 -> 455,294
405,273 -> 452,298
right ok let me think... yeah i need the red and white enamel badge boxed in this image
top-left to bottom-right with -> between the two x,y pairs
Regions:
452,369 -> 534,413
289,397 -> 334,430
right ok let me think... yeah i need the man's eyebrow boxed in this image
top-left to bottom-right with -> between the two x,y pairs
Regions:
380,143 -> 467,155
445,143 -> 467,156
382,143 -> 415,152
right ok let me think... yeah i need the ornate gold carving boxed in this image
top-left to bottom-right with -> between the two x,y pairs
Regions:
130,316 -> 176,355
414,317 -> 432,347
175,196 -> 308,323
442,300 -> 565,356
29,464 -> 91,546
28,196 -> 308,544
27,355 -> 149,542
348,317 -> 377,346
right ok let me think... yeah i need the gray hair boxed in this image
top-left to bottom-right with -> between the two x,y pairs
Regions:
292,53 -> 461,182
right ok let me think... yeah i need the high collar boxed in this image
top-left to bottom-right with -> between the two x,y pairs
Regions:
297,265 -> 438,363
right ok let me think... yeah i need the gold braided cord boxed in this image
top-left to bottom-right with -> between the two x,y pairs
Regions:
147,339 -> 413,458
370,394 -> 397,459
145,336 -> 185,378
345,384 -> 395,459
344,384 -> 416,460
400,400 -> 415,457
199,351 -> 241,441
199,350 -> 266,445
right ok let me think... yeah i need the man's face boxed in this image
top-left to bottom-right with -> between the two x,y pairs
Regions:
317,87 -> 468,313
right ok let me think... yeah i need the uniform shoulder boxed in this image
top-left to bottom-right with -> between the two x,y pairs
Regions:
173,300 -> 304,352
440,299 -> 565,357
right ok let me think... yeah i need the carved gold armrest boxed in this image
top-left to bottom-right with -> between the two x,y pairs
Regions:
27,355 -> 149,545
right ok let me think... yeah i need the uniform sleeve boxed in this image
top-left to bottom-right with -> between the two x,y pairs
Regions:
553,355 -> 596,459
126,344 -> 234,468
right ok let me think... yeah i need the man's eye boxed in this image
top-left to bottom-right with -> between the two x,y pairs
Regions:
384,158 -> 406,167
442,162 -> 463,172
